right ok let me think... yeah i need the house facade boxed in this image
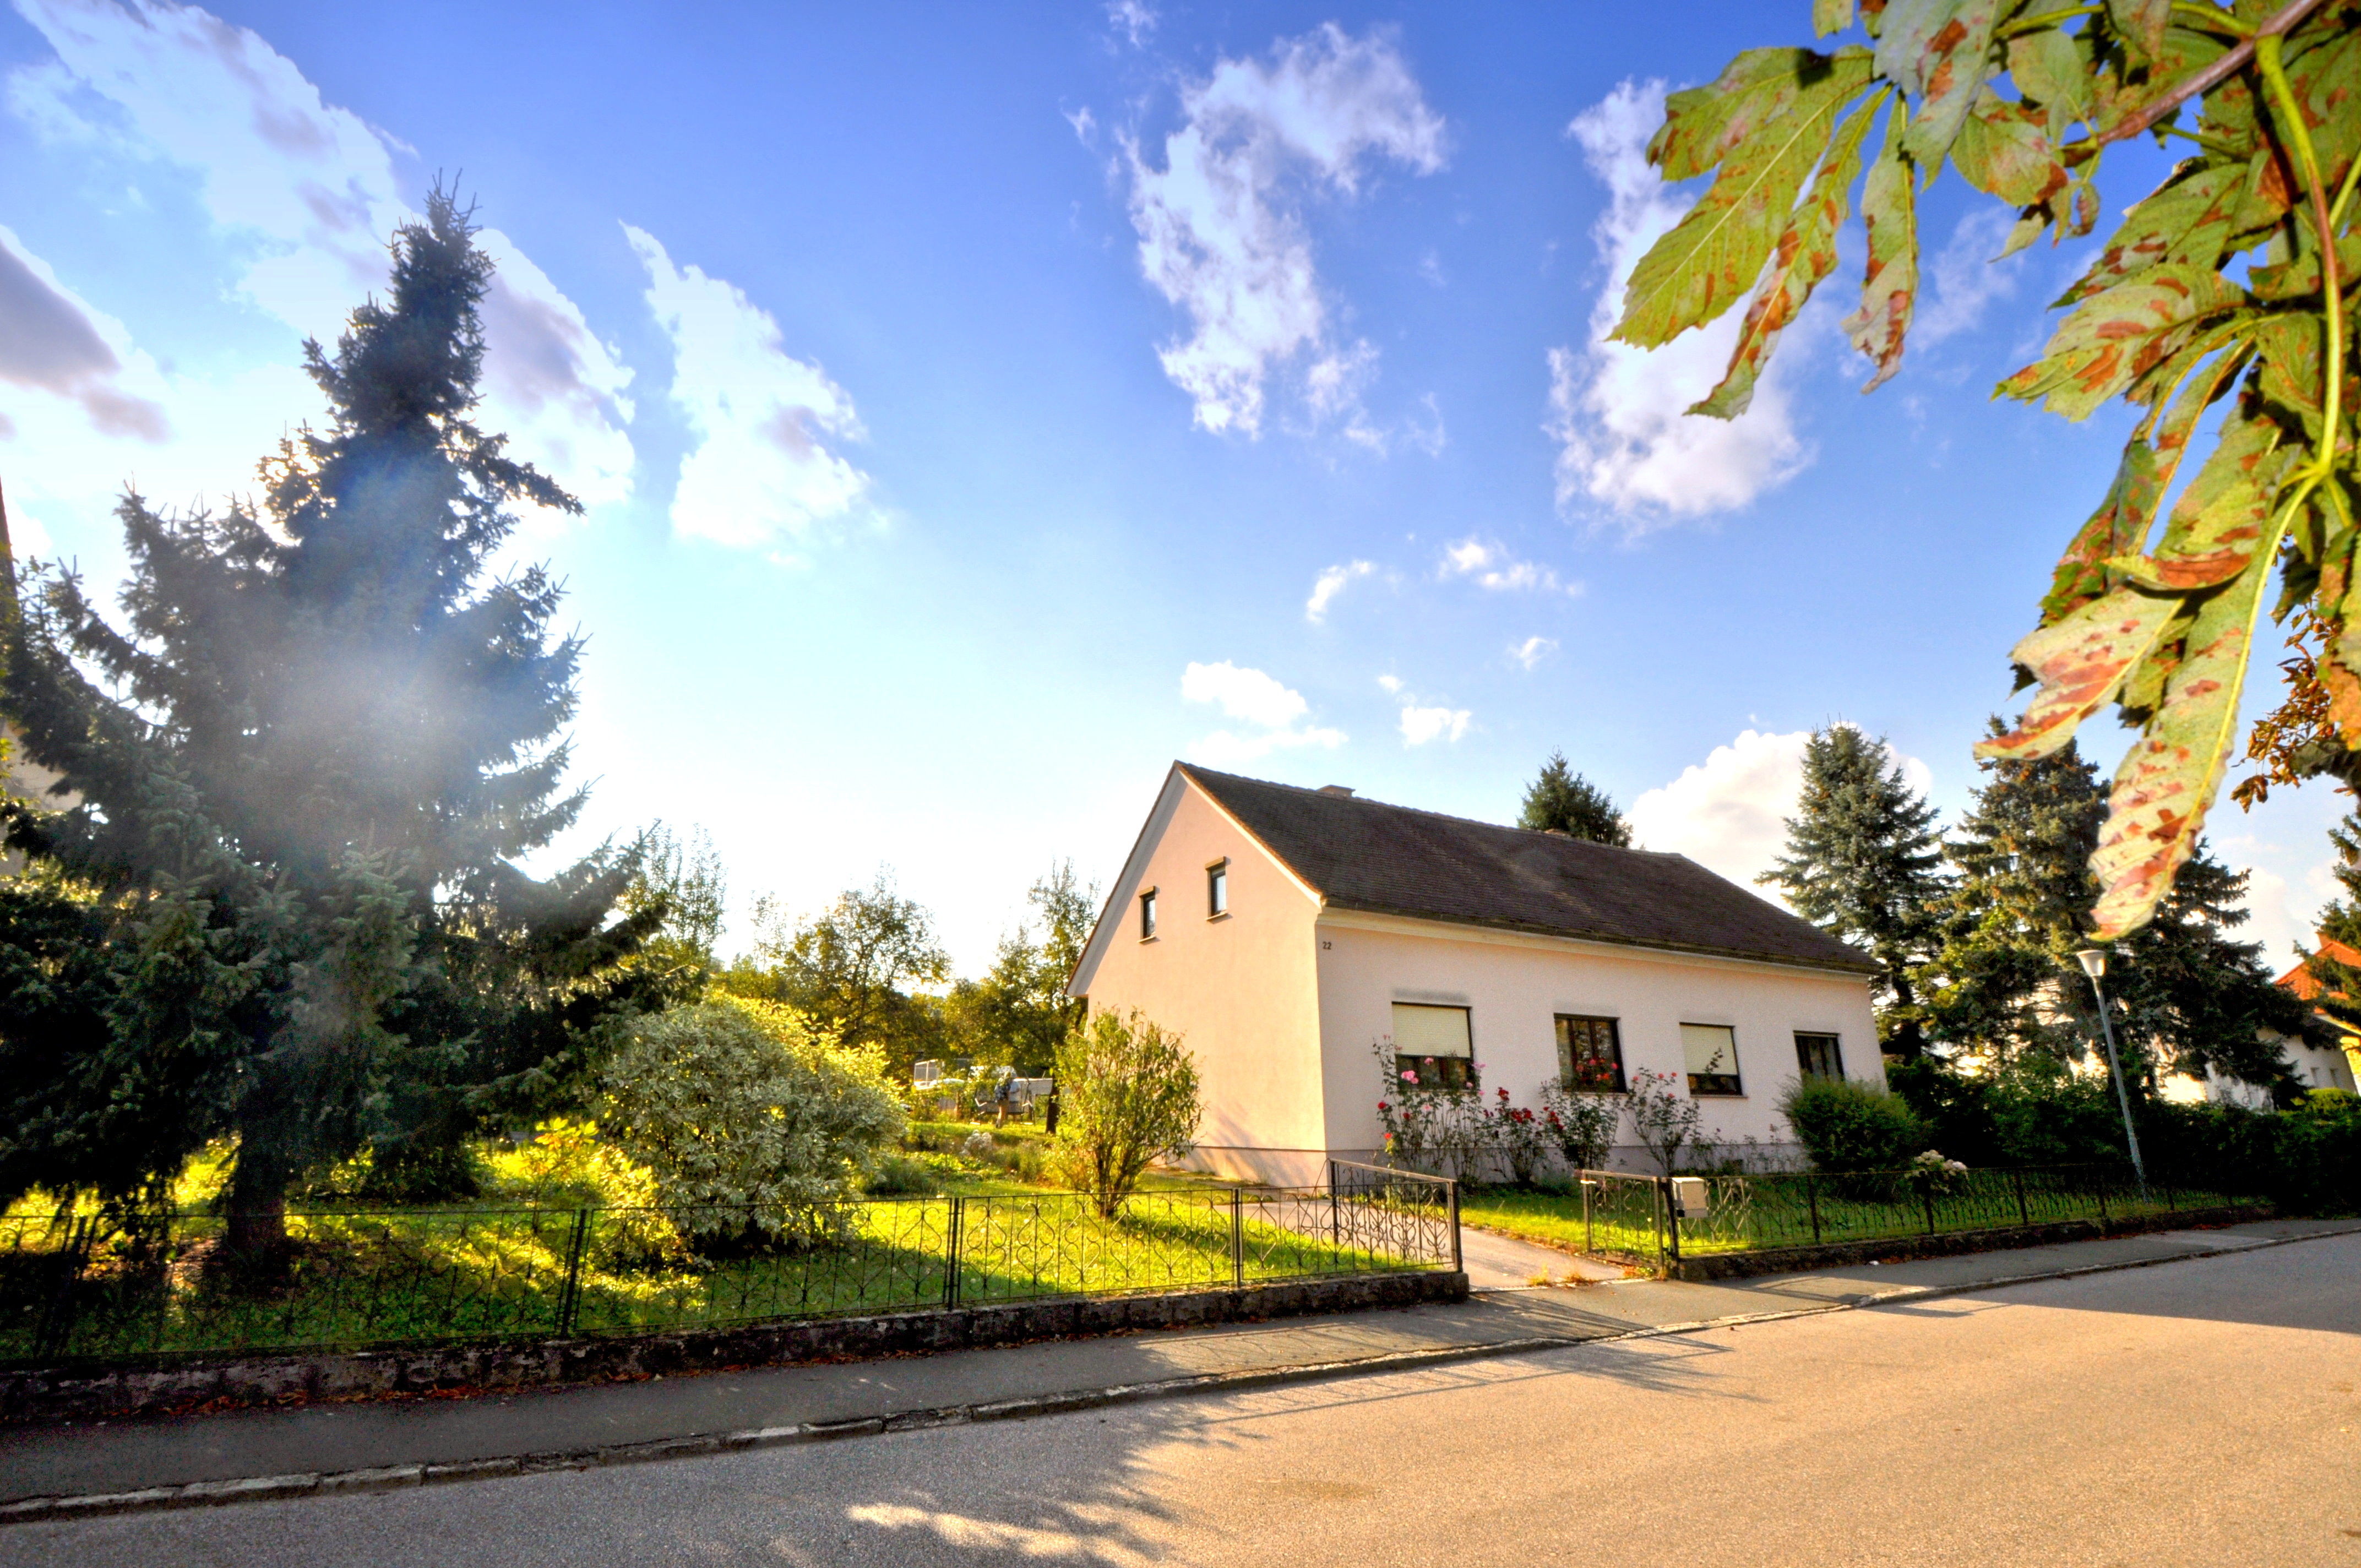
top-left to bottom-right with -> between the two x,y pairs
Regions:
1068,764 -> 1885,1186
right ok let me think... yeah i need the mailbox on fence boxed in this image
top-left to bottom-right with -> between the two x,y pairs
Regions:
1670,1177 -> 1708,1218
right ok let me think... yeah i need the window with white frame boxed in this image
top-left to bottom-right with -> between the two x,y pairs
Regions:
1555,1015 -> 1625,1093
1207,860 -> 1227,917
1139,888 -> 1157,940
1391,1003 -> 1475,1091
1681,1023 -> 1743,1096
1793,1032 -> 1843,1081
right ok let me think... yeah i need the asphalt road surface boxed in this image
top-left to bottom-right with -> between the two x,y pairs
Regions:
12,1232 -> 2359,1567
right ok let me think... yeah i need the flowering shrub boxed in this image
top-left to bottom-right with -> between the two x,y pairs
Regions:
600,997 -> 906,1246
1903,1150 -> 1970,1200
1487,1088 -> 1552,1187
1373,1039 -> 1483,1174
1625,1070 -> 1704,1177
1537,1081 -> 1621,1173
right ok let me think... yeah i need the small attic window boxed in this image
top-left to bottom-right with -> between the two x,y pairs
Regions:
1207,860 -> 1228,917
1139,888 -> 1158,940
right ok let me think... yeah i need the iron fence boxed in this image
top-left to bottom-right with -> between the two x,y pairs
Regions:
0,1174 -> 1461,1368
1571,1162 -> 2265,1268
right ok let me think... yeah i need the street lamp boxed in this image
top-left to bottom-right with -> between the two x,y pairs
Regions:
2075,947 -> 2148,1197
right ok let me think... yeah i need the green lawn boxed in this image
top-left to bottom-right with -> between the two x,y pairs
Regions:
1458,1168 -> 2259,1263
3,1184 -> 1433,1364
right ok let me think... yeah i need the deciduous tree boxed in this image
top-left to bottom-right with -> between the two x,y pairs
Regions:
1613,0 -> 2360,939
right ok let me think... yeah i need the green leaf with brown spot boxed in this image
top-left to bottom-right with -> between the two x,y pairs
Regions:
1614,56 -> 1877,350
1691,96 -> 1881,420
2104,0 -> 2171,64
2090,546 -> 2278,939
1842,102 -> 1918,392
1815,0 -> 1857,38
2057,164 -> 2240,306
1649,48 -> 1865,182
1876,0 -> 2007,167
1979,585 -> 2185,761
2107,413 -> 2292,592
1950,89 -> 2068,206
2007,28 -> 2095,139
1996,262 -> 2241,421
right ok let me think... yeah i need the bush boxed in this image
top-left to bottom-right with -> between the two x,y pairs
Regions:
1780,1077 -> 1928,1172
1053,1009 -> 1200,1218
1537,1081 -> 1620,1173
862,1153 -> 941,1196
599,998 -> 905,1244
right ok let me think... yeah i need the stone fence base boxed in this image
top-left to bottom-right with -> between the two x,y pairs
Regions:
1663,1204 -> 2270,1282
1,1268 -> 1467,1426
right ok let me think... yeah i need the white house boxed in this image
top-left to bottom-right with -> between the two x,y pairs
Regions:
1068,764 -> 1885,1185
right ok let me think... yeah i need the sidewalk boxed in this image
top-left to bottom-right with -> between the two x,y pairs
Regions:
5,1217 -> 2354,1518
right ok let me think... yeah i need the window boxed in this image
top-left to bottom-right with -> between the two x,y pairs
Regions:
1555,1015 -> 1625,1092
1681,1023 -> 1743,1096
1207,860 -> 1228,917
1794,1032 -> 1843,1081
1392,1003 -> 1475,1091
1139,888 -> 1157,940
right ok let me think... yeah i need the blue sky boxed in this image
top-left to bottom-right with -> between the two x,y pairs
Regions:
0,0 -> 2343,973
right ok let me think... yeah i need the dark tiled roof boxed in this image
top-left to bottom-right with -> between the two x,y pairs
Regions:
1181,764 -> 1874,974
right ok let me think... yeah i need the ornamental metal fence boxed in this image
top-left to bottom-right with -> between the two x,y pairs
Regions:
1571,1162 -> 2266,1268
0,1174 -> 1461,1368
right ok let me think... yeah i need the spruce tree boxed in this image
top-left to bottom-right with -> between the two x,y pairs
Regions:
1914,727 -> 2108,1064
2112,852 -> 2308,1095
1913,723 -> 2300,1092
1517,751 -> 1631,846
1760,725 -> 1946,1057
0,192 -> 660,1242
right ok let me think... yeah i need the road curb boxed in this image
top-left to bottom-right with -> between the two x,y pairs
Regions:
6,1222 -> 2353,1527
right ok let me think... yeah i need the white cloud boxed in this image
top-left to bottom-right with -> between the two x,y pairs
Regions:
1399,704 -> 1470,746
1122,23 -> 1443,439
1628,728 -> 1933,895
1510,635 -> 1558,670
1439,537 -> 1580,595
1915,207 -> 2026,348
1546,79 -> 1813,527
0,222 -> 167,441
6,0 -> 635,515
627,226 -> 872,549
1181,659 -> 1345,764
1375,673 -> 1404,694
1106,0 -> 1156,48
1305,558 -> 1376,622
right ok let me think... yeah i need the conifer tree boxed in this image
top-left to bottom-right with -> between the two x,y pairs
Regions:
1760,725 -> 1946,1056
1915,729 -> 2110,1063
1916,723 -> 2300,1091
1517,751 -> 1631,846
0,192 -> 661,1242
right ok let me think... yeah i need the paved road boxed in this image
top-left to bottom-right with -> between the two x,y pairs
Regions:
10,1231 -> 2358,1566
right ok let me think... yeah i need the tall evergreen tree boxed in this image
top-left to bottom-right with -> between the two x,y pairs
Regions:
1517,751 -> 1631,846
1915,723 -> 2300,1092
1760,725 -> 1947,1057
1915,728 -> 2109,1064
0,193 -> 660,1239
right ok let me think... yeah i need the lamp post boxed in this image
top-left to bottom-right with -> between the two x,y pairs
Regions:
2075,947 -> 2148,1197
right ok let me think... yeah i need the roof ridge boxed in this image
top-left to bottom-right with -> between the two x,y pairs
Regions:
1176,761 -> 1687,858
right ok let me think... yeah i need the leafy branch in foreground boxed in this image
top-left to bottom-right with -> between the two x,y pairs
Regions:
1612,0 -> 2358,940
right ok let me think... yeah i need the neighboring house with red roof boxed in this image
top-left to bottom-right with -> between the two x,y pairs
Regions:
2155,939 -> 2361,1109
1068,764 -> 1885,1184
